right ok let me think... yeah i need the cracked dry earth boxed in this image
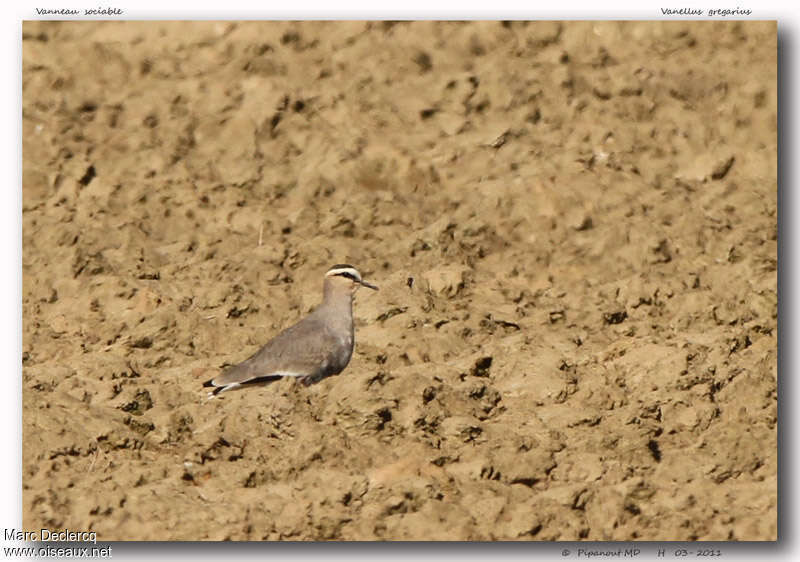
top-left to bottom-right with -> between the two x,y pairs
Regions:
22,21 -> 776,540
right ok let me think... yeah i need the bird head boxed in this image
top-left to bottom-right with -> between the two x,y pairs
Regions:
325,264 -> 379,295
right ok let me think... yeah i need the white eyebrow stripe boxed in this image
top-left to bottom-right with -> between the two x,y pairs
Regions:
325,267 -> 361,279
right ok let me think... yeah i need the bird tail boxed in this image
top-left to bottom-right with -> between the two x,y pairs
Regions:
203,374 -> 283,399
203,378 -> 225,396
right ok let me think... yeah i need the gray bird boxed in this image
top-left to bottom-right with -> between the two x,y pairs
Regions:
203,264 -> 378,397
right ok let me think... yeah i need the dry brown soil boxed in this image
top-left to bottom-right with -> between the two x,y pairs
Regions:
22,20 -> 777,540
